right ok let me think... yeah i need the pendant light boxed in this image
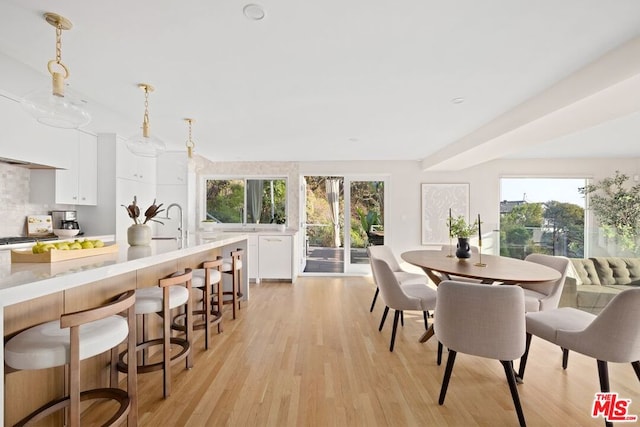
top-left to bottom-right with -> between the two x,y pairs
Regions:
21,12 -> 91,129
126,83 -> 166,157
184,118 -> 196,158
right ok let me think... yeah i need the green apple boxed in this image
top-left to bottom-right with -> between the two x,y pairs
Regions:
55,242 -> 70,250
69,242 -> 82,250
92,239 -> 105,248
81,241 -> 94,249
41,244 -> 56,252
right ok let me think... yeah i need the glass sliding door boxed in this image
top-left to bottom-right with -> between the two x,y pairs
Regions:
301,175 -> 387,275
345,177 -> 386,273
302,176 -> 345,274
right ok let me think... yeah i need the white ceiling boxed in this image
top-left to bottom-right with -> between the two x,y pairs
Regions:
1,1 -> 640,168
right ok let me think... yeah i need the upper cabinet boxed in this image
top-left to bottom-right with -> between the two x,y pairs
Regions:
30,132 -> 98,206
116,141 -> 156,184
156,151 -> 188,185
0,95 -> 75,169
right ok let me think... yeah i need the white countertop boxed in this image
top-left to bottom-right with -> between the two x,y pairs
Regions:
0,233 -> 248,307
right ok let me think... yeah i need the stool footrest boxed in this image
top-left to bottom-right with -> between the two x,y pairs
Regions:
15,388 -> 130,427
172,310 -> 223,332
117,337 -> 190,374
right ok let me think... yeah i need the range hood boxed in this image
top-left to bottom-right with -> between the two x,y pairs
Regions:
0,156 -> 56,169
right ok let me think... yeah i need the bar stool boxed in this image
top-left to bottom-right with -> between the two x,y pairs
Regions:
220,248 -> 244,319
118,269 -> 193,398
172,257 -> 224,349
5,290 -> 137,427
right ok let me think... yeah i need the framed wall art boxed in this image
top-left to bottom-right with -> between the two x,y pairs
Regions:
421,183 -> 469,245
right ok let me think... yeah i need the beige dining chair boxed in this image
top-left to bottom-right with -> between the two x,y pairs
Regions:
370,257 -> 437,352
518,288 -> 640,427
521,253 -> 570,312
367,245 -> 427,312
435,280 -> 527,427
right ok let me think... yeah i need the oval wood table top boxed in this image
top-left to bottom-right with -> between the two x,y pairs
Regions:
401,250 -> 561,285
401,250 -> 562,345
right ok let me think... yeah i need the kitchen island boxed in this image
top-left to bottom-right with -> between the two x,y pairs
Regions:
0,233 -> 248,425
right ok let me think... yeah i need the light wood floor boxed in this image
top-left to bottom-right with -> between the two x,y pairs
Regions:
87,276 -> 639,426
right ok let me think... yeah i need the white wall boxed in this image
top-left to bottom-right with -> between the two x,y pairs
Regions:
299,157 -> 640,258
193,156 -> 640,257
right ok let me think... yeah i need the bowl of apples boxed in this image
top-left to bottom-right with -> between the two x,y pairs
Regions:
53,229 -> 80,238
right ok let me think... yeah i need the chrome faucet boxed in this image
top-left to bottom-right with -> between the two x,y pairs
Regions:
166,203 -> 184,241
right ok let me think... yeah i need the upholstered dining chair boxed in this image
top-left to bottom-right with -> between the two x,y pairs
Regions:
370,257 -> 437,352
367,245 -> 427,312
521,254 -> 570,312
518,288 -> 640,427
435,280 -> 527,427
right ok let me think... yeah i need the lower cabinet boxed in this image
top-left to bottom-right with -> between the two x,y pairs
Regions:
248,233 -> 296,282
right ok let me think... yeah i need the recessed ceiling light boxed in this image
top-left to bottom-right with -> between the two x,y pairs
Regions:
243,4 -> 265,20
451,97 -> 465,104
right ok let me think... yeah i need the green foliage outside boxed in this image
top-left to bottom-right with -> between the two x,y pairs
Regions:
500,201 -> 584,259
304,177 -> 384,248
579,171 -> 640,252
206,179 -> 244,223
205,179 -> 286,224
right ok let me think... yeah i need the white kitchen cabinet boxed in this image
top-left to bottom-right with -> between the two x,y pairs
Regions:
116,141 -> 156,184
156,151 -> 188,185
0,94 -> 75,169
30,132 -> 98,206
258,234 -> 293,280
247,235 -> 259,280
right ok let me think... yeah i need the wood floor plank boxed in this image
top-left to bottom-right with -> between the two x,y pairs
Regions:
82,276 -> 640,426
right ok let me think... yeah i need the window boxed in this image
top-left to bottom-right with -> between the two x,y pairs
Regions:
204,177 -> 287,224
500,178 -> 586,259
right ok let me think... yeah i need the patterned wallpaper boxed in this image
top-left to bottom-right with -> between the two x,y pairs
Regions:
0,163 -> 74,237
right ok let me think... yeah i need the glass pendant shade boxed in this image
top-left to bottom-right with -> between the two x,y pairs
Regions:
126,83 -> 166,158
22,12 -> 91,129
21,85 -> 91,129
126,133 -> 167,157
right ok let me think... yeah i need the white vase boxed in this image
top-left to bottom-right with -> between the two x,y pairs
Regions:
127,224 -> 151,246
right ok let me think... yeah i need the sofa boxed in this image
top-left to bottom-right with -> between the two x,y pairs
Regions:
561,257 -> 640,313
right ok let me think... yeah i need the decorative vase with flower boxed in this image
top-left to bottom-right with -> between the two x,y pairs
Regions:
121,196 -> 165,246
447,215 -> 479,259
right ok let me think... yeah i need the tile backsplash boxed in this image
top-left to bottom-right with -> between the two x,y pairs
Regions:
0,163 -> 74,237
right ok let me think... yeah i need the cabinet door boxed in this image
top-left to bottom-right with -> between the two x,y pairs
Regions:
258,235 -> 292,279
157,152 -> 187,185
77,132 -> 97,205
116,141 -> 139,181
247,235 -> 259,280
54,149 -> 80,204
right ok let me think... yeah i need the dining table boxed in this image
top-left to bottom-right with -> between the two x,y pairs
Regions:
400,249 -> 562,343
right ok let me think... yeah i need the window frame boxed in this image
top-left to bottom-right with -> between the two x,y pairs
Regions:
201,175 -> 288,228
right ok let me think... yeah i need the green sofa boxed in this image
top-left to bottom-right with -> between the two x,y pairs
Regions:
561,257 -> 640,313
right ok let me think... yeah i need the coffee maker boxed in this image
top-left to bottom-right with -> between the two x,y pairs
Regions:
51,210 -> 81,233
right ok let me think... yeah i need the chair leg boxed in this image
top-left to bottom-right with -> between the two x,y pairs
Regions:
438,350 -> 457,404
632,361 -> 640,382
400,311 -> 404,327
379,306 -> 389,331
597,360 -> 613,427
597,360 -> 610,393
423,311 -> 428,330
390,310 -> 400,352
370,287 -> 379,312
518,333 -> 532,380
501,360 -> 527,427
562,348 -> 569,369
437,341 -> 443,366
